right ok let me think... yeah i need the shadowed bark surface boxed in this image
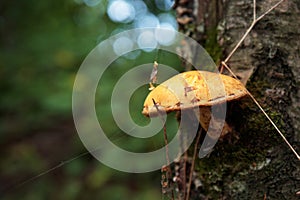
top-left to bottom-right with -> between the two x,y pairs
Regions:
175,0 -> 300,199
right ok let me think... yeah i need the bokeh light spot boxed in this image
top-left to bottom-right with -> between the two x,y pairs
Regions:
137,30 -> 157,52
158,13 -> 178,30
132,0 -> 148,17
113,36 -> 134,56
155,23 -> 176,46
134,13 -> 159,28
155,0 -> 175,11
107,0 -> 135,23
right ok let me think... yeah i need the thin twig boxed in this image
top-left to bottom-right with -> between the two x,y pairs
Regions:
222,62 -> 300,160
224,21 -> 255,63
152,99 -> 174,200
186,128 -> 202,200
152,98 -> 171,168
224,0 -> 286,64
253,0 -> 256,20
256,0 -> 286,22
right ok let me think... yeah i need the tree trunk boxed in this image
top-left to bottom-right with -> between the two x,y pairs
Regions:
175,0 -> 300,199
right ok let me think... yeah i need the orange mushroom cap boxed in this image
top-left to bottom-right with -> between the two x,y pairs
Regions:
142,70 -> 247,116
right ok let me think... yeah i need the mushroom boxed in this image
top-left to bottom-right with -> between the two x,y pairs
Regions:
142,70 -> 248,138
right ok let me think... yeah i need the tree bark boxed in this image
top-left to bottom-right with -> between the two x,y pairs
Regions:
175,0 -> 300,199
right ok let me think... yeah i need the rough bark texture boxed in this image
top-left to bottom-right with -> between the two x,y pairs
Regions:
175,0 -> 300,199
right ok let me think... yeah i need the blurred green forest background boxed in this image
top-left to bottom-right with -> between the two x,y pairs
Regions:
0,0 -> 182,199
